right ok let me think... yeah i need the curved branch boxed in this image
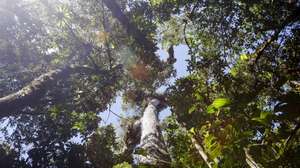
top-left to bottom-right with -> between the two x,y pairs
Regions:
0,66 -> 107,118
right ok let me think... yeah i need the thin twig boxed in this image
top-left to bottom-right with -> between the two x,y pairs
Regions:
179,120 -> 213,168
109,109 -> 129,121
183,20 -> 192,51
104,105 -> 111,123
283,122 -> 300,152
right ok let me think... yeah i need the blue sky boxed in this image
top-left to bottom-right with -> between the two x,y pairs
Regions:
100,44 -> 190,134
0,45 -> 190,151
0,45 -> 190,144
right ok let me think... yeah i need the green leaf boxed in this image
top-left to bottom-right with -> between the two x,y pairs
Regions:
188,105 -> 196,114
230,67 -> 238,77
150,0 -> 164,6
207,105 -> 217,114
189,127 -> 196,135
72,122 -> 84,131
252,117 -> 265,125
210,143 -> 222,159
134,148 -> 147,156
260,111 -> 270,120
252,111 -> 272,125
240,54 -> 249,61
49,106 -> 60,119
113,162 -> 132,168
207,98 -> 231,114
195,93 -> 203,101
212,98 -> 231,108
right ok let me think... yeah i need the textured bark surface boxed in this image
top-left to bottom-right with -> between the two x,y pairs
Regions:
102,0 -> 156,53
123,119 -> 141,163
134,99 -> 171,167
102,0 -> 166,70
0,66 -> 105,118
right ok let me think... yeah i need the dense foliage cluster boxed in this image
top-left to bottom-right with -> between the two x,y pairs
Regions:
0,0 -> 299,167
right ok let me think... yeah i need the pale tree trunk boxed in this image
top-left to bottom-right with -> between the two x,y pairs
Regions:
133,98 -> 171,167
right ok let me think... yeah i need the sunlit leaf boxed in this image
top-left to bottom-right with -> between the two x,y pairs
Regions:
230,67 -> 238,77
252,111 -> 272,125
207,98 -> 231,114
189,127 -> 195,135
240,54 -> 249,61
150,0 -> 164,6
113,162 -> 132,168
72,122 -> 84,131
188,105 -> 196,114
260,111 -> 271,119
212,98 -> 231,108
207,105 -> 217,114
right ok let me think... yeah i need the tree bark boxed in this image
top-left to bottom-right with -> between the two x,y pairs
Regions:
101,0 -> 156,53
0,66 -> 106,118
133,98 -> 171,167
101,0 -> 166,70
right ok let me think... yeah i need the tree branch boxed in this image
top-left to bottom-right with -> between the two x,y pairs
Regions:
101,0 -> 163,68
177,120 -> 213,168
191,136 -> 213,168
253,7 -> 300,64
0,66 -> 107,118
283,122 -> 300,152
101,0 -> 156,52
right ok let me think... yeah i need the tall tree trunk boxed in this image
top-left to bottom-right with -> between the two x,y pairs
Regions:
133,98 -> 171,167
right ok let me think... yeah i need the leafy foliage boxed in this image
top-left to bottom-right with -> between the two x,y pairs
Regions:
0,0 -> 299,167
165,0 -> 300,167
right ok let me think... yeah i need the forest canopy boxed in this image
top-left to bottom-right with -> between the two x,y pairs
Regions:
0,0 -> 299,167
